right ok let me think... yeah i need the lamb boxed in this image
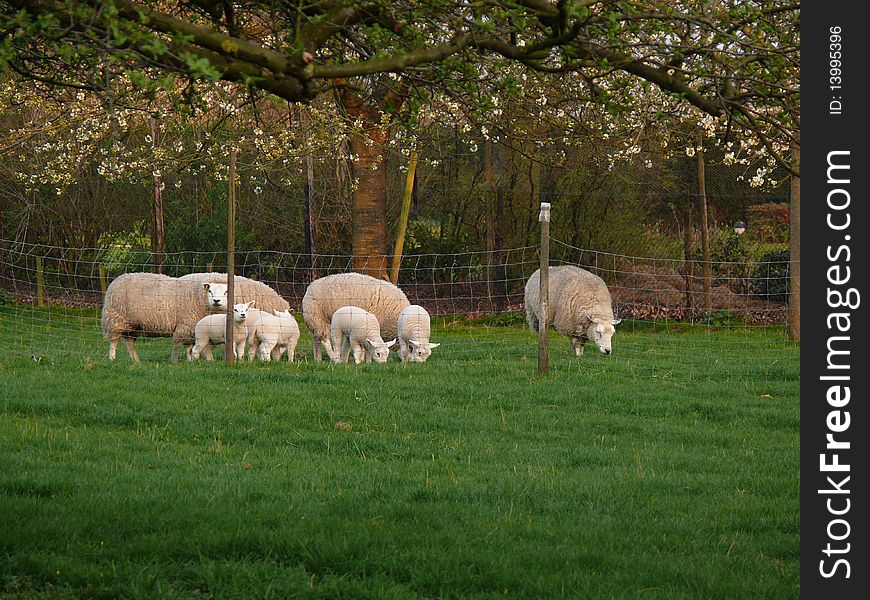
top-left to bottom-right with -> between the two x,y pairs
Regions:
302,272 -> 410,361
396,305 -> 440,362
101,273 -> 230,362
329,306 -> 396,364
524,265 -> 621,356
247,309 -> 301,362
190,301 -> 255,360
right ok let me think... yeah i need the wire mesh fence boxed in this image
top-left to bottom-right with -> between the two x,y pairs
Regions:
0,236 -> 797,381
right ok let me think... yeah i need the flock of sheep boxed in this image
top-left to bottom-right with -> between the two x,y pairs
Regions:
100,265 -> 619,364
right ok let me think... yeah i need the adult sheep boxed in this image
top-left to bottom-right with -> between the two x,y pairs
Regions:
178,273 -> 289,313
301,272 -> 410,361
524,265 -> 621,356
101,273 -> 228,362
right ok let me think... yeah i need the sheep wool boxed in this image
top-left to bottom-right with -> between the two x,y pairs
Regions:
179,273 -> 290,314
329,306 -> 396,364
396,305 -> 441,362
191,301 -> 254,360
524,265 -> 620,356
248,309 -> 301,362
302,272 -> 410,361
101,273 -> 218,362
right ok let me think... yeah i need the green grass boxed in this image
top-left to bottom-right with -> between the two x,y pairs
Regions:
0,305 -> 799,598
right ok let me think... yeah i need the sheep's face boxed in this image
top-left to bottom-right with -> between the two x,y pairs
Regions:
585,316 -> 621,355
406,340 -> 441,362
233,301 -> 254,324
367,338 -> 396,363
204,283 -> 229,309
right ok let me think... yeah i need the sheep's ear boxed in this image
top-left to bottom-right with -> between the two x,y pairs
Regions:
385,339 -> 397,348
429,343 -> 440,349
247,300 -> 255,308
585,313 -> 597,323
408,339 -> 418,348
611,318 -> 622,325
365,339 -> 375,348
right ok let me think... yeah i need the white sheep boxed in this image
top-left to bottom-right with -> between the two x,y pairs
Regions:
524,265 -> 621,356
179,273 -> 289,313
101,273 -> 230,362
329,306 -> 396,364
396,305 -> 440,362
302,272 -> 410,362
247,309 -> 300,362
190,300 -> 255,361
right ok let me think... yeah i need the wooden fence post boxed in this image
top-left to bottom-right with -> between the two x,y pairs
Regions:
99,263 -> 108,297
36,255 -> 45,307
391,150 -> 419,285
226,149 -> 237,366
538,202 -> 551,375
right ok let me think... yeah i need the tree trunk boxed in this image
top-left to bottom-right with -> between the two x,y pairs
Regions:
304,152 -> 318,281
697,132 -> 711,312
683,199 -> 694,312
485,138 -> 496,308
337,86 -> 405,281
348,132 -> 389,279
391,150 -> 418,285
789,145 -> 800,341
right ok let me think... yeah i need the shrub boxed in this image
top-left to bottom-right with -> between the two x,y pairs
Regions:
747,203 -> 790,243
750,248 -> 790,302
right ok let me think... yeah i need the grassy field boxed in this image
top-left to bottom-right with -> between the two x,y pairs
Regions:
0,305 -> 799,598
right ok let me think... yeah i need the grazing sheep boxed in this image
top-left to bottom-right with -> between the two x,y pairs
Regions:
179,273 -> 290,313
101,273 -> 227,362
396,305 -> 440,362
524,265 -> 621,356
329,306 -> 396,364
190,301 -> 255,361
302,272 -> 410,362
248,309 -> 301,362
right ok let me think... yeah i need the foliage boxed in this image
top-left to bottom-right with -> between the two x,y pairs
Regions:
749,248 -> 791,302
0,289 -> 10,305
746,202 -> 790,243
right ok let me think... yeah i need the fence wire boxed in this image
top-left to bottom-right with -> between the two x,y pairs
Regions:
0,237 -> 797,381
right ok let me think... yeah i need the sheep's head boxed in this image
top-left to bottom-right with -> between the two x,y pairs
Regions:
406,339 -> 441,362
233,301 -> 255,323
366,338 -> 396,363
584,315 -> 621,355
203,283 -> 229,309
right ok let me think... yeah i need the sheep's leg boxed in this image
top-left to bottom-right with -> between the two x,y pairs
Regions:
352,343 -> 364,365
312,337 -> 323,361
271,345 -> 285,361
123,336 -> 140,362
108,339 -> 118,360
572,336 -> 585,356
285,345 -> 294,362
170,341 -> 183,363
339,336 -> 352,364
235,341 -> 245,360
399,340 -> 409,362
248,338 -> 259,362
205,343 -> 215,361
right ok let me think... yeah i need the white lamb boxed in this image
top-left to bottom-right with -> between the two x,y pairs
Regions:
396,305 -> 440,362
302,272 -> 410,362
329,306 -> 396,364
247,309 -> 301,362
101,273 -> 231,362
190,301 -> 255,361
524,265 -> 621,356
